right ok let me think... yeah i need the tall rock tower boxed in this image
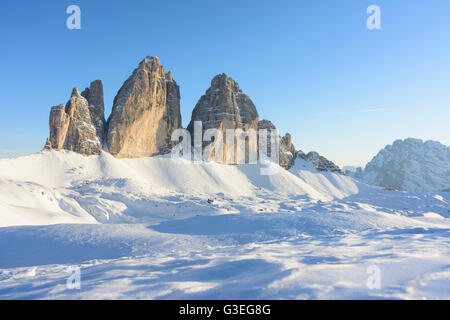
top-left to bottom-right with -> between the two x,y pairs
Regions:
81,80 -> 106,143
44,87 -> 102,155
187,73 -> 259,164
106,56 -> 182,158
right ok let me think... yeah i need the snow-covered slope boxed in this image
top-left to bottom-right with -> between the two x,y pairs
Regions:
0,151 -> 449,299
355,138 -> 450,192
289,158 -> 359,199
0,150 -> 360,227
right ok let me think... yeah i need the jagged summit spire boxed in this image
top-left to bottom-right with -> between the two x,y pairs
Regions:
137,56 -> 161,71
143,56 -> 160,64
45,83 -> 102,155
209,73 -> 241,93
71,87 -> 81,98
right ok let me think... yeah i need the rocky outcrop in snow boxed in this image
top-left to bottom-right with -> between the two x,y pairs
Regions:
40,55 -> 344,172
256,120 -> 341,172
354,138 -> 450,192
257,120 -> 297,169
296,151 -> 342,173
44,87 -> 102,155
106,56 -> 181,158
279,133 -> 297,169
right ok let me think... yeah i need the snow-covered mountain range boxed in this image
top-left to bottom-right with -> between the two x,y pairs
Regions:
352,138 -> 450,192
0,55 -> 448,300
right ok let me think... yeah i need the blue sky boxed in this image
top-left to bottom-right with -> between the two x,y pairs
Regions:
0,0 -> 449,166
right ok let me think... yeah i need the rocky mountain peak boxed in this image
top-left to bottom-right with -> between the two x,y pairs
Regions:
188,74 -> 258,133
115,56 -> 165,87
44,86 -> 102,155
106,56 -> 181,158
209,73 -> 242,94
138,56 -> 160,68
187,74 -> 259,164
281,133 -> 293,148
40,55 -> 346,173
304,151 -> 342,173
354,138 -> 450,192
71,87 -> 81,98
294,150 -> 342,173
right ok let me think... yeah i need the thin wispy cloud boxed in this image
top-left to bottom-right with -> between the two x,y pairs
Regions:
353,108 -> 389,113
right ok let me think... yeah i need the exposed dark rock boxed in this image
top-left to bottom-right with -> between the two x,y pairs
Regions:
303,151 -> 342,173
81,80 -> 105,142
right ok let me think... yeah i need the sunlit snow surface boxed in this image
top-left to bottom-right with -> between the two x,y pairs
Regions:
0,151 -> 448,299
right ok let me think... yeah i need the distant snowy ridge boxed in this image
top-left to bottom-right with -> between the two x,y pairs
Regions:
352,138 -> 450,192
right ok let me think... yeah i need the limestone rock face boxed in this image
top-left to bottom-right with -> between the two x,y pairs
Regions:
81,80 -> 105,142
106,56 -> 182,158
164,71 -> 182,153
45,88 -> 102,155
187,73 -> 259,163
